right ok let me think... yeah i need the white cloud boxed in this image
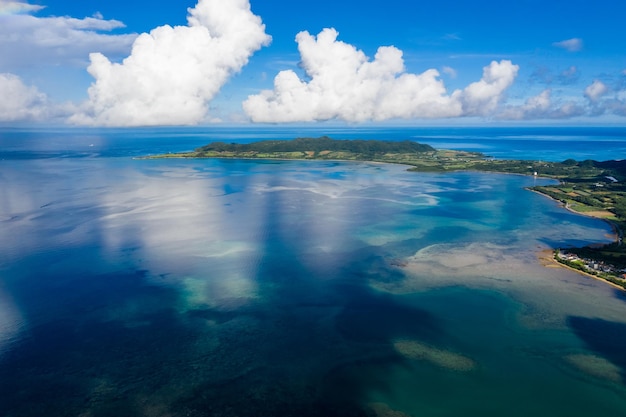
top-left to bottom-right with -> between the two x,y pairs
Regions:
500,90 -> 551,120
584,80 -> 608,102
499,89 -> 584,120
0,72 -> 76,122
581,79 -> 626,116
243,28 -> 518,123
526,89 -> 552,112
0,73 -> 48,121
459,60 -> 519,116
502,75 -> 626,120
552,38 -> 583,52
442,66 -> 457,78
0,2 -> 136,123
0,7 -> 135,71
0,0 -> 44,14
70,0 -> 270,126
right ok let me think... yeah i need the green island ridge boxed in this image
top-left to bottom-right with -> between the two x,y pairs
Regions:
144,136 -> 626,289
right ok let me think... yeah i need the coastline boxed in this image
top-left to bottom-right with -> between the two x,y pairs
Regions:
530,189 -> 625,291
144,145 -> 625,292
150,152 -> 624,243
526,188 -> 620,242
537,249 -> 626,291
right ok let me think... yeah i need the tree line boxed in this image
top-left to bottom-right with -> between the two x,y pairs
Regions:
195,136 -> 435,155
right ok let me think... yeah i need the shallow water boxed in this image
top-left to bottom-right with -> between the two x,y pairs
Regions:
0,128 -> 625,416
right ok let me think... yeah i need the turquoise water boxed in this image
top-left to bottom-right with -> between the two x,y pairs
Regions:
0,128 -> 625,416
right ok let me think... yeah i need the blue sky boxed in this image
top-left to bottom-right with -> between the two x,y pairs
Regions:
1,0 -> 626,126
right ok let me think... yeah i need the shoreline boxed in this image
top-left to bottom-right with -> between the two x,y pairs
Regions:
152,153 -> 624,242
530,189 -> 625,291
537,249 -> 626,291
144,149 -> 625,292
526,187 -> 620,242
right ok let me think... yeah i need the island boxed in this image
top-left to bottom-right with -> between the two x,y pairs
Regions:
144,136 -> 626,289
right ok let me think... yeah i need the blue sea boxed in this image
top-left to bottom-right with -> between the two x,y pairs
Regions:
1,126 -> 626,416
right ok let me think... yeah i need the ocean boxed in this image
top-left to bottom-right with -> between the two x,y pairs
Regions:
0,126 -> 625,416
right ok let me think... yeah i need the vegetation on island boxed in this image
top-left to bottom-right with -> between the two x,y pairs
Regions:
196,136 -> 436,155
555,249 -> 626,290
151,136 -> 440,163
145,135 -> 626,289
526,158 -> 626,287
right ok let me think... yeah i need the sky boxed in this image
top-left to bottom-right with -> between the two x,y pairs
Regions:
1,0 -> 626,126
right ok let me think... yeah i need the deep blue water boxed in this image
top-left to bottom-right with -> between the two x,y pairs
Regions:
0,127 -> 625,417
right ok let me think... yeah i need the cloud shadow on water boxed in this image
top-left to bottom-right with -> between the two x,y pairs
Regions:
567,316 -> 626,383
0,268 -> 206,417
0,167 -> 448,417
168,183 -> 448,417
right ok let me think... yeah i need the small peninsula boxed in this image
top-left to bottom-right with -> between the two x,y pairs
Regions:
146,136 -> 626,288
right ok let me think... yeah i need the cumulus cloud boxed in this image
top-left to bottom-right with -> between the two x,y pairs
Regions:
0,73 -> 48,121
500,90 -> 551,120
243,28 -> 518,123
459,60 -> 519,116
70,0 -> 270,126
581,79 -> 626,116
514,76 -> 626,119
0,72 -> 75,122
0,5 -> 135,71
552,38 -> 583,52
499,89 -> 584,120
584,80 -> 608,102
